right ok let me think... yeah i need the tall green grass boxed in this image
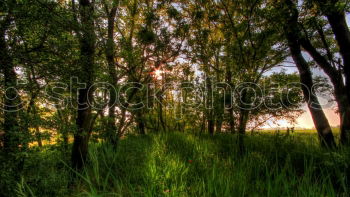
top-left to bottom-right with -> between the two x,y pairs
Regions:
17,132 -> 349,196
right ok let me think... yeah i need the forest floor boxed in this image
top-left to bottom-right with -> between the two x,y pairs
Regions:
16,131 -> 349,197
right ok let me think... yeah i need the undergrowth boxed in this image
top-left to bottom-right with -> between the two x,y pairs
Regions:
15,132 -> 350,197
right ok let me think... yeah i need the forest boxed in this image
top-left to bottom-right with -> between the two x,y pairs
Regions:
0,0 -> 350,196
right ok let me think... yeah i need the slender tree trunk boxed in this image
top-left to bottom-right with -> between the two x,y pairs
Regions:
1,19 -> 22,154
215,118 -> 222,133
35,126 -> 42,147
117,108 -> 127,138
208,118 -> 214,135
200,112 -> 206,134
0,14 -> 25,194
32,105 -> 42,147
282,0 -> 335,148
206,76 -> 214,135
116,87 -> 139,138
136,112 -> 146,135
237,110 -> 248,155
71,0 -> 96,170
57,109 -> 69,150
106,6 -> 118,146
237,88 -> 249,135
157,87 -> 167,132
226,69 -> 235,133
238,110 -> 248,135
228,107 -> 236,133
235,89 -> 248,155
63,132 -> 69,149
158,104 -> 167,132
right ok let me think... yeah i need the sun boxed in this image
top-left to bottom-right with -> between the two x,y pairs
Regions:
153,69 -> 163,80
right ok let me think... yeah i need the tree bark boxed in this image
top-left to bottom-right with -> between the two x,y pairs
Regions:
71,0 -> 96,170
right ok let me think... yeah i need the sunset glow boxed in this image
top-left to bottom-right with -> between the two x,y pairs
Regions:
262,108 -> 340,129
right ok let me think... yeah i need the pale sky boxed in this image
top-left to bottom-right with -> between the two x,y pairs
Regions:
269,106 -> 340,129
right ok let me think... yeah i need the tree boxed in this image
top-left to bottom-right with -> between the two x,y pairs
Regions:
295,0 -> 350,145
279,0 -> 336,148
71,0 -> 97,170
315,0 -> 350,104
102,0 -> 120,146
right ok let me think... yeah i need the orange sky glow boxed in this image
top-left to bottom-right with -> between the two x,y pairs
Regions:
263,108 -> 340,129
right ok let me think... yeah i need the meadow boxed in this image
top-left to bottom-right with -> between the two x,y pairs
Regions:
16,131 -> 349,197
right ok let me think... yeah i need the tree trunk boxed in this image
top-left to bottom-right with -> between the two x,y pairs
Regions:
71,0 -> 96,170
158,104 -> 167,132
57,109 -> 69,150
238,110 -> 248,135
238,88 -> 249,135
35,126 -> 42,147
216,118 -> 222,133
106,6 -> 118,146
136,112 -> 146,135
0,15 -> 25,194
208,118 -> 214,135
237,110 -> 248,155
323,11 -> 350,144
319,1 -> 350,104
282,0 -> 335,148
300,37 -> 350,145
226,69 -> 235,133
292,56 -> 336,148
1,19 -> 22,154
339,108 -> 350,145
228,107 -> 236,133
206,76 -> 214,135
32,105 -> 42,147
200,112 -> 206,134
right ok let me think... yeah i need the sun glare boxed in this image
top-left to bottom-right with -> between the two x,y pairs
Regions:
153,69 -> 163,80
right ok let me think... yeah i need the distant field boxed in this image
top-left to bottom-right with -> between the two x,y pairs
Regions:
256,128 -> 341,144
258,128 -> 340,135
